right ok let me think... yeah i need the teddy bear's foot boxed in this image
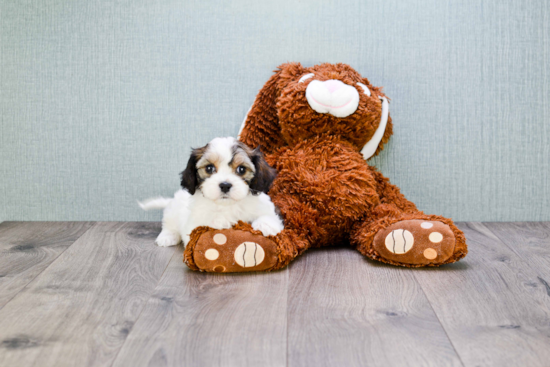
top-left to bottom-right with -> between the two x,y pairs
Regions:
372,220 -> 456,266
185,228 -> 279,273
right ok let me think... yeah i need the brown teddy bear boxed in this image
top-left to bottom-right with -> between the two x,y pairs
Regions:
184,62 -> 467,272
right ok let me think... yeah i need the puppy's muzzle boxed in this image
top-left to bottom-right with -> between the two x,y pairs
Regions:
219,182 -> 232,193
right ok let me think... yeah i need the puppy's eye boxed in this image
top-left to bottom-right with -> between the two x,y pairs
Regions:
205,164 -> 215,174
236,166 -> 247,175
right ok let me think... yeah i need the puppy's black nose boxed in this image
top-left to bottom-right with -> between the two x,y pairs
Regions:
219,182 -> 232,193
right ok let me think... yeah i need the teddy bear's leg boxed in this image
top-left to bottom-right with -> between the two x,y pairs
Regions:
351,203 -> 467,267
183,224 -> 311,273
183,197 -> 315,272
184,222 -> 279,272
351,168 -> 468,267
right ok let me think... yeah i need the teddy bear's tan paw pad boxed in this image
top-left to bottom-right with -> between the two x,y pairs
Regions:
373,220 -> 455,265
192,229 -> 278,272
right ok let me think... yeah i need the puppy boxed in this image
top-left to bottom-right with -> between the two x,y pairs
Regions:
139,137 -> 284,247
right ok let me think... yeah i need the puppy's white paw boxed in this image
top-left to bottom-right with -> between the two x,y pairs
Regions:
155,231 -> 181,247
252,217 -> 284,237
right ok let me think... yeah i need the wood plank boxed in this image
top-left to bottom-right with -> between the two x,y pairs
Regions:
287,247 -> 462,367
112,245 -> 288,367
484,222 -> 550,279
0,222 -> 175,367
413,222 -> 550,367
0,221 -> 94,309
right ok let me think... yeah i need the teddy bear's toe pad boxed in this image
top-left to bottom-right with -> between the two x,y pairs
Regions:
373,220 -> 455,265
193,229 -> 278,272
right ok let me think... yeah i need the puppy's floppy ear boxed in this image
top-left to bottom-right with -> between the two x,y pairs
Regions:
180,148 -> 203,195
239,63 -> 304,155
249,146 -> 277,195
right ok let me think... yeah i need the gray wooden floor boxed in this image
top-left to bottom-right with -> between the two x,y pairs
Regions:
0,222 -> 549,366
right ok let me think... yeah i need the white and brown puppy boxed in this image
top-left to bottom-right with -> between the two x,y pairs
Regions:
139,137 -> 284,247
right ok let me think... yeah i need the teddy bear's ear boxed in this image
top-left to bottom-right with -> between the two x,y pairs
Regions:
238,63 -> 304,155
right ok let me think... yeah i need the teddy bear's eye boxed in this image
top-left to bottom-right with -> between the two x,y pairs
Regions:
356,82 -> 371,97
299,73 -> 314,83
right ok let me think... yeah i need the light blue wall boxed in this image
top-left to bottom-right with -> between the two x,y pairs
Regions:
1,0 -> 549,222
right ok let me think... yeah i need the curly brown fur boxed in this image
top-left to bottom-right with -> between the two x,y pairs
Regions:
229,63 -> 467,270
184,225 -> 211,271
241,62 -> 393,156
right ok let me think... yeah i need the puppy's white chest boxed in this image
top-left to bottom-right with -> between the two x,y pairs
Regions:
187,196 -> 253,231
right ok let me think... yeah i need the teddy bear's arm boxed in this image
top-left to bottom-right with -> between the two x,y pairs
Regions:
239,71 -> 287,155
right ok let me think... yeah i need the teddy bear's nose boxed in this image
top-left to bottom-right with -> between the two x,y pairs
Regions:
324,79 -> 344,93
305,79 -> 360,118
